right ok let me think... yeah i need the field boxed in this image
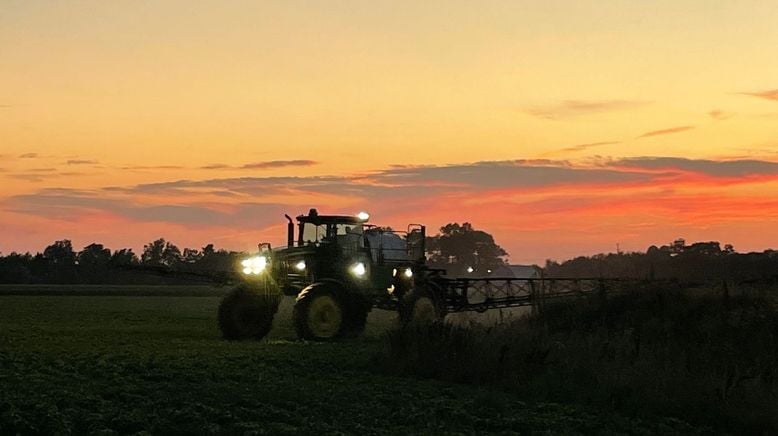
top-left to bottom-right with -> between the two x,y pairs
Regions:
0,286 -> 704,435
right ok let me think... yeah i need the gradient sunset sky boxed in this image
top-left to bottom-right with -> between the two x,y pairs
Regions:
2,1 -> 778,264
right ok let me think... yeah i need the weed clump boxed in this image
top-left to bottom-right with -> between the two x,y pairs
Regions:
380,285 -> 778,433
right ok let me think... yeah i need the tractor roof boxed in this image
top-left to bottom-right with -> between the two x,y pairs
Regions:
296,208 -> 366,226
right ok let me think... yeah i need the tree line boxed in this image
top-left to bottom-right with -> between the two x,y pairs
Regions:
0,223 -> 510,285
545,238 -> 778,283
3,230 -> 774,285
0,239 -> 245,285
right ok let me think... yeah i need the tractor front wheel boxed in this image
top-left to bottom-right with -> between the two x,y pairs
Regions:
294,285 -> 345,340
218,283 -> 281,340
294,283 -> 367,340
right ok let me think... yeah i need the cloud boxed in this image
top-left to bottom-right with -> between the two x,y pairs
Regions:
8,174 -> 52,182
740,89 -> 778,102
120,165 -> 184,171
19,153 -> 38,159
242,160 -> 318,169
636,126 -> 694,139
612,157 -> 778,178
199,160 -> 319,171
370,160 -> 652,189
527,99 -> 647,120
7,190 -> 288,229
558,141 -> 619,153
708,110 -> 732,121
66,159 -> 99,165
201,163 -> 230,170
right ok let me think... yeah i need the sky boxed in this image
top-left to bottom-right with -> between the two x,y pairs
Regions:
2,1 -> 778,264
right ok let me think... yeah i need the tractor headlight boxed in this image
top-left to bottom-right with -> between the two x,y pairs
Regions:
295,260 -> 306,271
403,268 -> 413,278
241,256 -> 268,275
350,262 -> 367,277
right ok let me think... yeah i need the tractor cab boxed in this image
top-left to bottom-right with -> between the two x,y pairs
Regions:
294,208 -> 368,255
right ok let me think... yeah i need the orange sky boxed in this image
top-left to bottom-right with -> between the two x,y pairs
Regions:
2,1 -> 778,264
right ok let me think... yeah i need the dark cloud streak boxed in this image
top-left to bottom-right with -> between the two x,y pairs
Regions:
527,99 -> 648,119
636,126 -> 694,138
200,160 -> 319,170
740,89 -> 778,102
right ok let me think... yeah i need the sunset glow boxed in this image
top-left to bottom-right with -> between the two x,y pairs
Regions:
2,1 -> 778,263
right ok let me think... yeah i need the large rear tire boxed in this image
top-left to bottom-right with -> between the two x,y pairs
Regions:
400,283 -> 446,325
293,282 -> 367,340
218,283 -> 281,340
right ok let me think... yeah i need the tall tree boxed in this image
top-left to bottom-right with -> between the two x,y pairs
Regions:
426,223 -> 508,276
77,243 -> 112,283
43,240 -> 77,282
141,238 -> 182,267
110,248 -> 138,267
141,239 -> 167,266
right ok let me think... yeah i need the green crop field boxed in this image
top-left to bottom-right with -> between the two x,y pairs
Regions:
0,289 -> 703,435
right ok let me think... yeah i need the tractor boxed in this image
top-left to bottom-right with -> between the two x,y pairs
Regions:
218,208 -> 446,341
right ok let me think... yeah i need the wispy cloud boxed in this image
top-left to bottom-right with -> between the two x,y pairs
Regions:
708,110 -> 732,121
120,165 -> 184,170
740,89 -> 778,102
636,126 -> 694,139
66,159 -> 98,165
612,157 -> 778,178
19,153 -> 38,159
200,160 -> 319,170
201,164 -> 230,170
527,99 -> 647,120
242,160 -> 318,169
558,141 -> 619,153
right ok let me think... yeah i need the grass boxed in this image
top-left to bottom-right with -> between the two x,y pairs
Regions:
0,284 -> 228,297
0,289 -> 702,435
381,285 -> 778,434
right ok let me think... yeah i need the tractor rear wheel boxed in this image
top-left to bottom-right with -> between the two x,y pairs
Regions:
218,283 -> 281,340
400,284 -> 446,324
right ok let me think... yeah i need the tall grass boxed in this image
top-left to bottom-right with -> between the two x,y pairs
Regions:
380,285 -> 778,433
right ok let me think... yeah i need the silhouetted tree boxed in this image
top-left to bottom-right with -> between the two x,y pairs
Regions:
426,223 -> 508,276
77,243 -> 111,283
110,248 -> 138,267
182,248 -> 202,264
140,239 -> 178,266
162,242 -> 182,267
141,239 -> 166,266
43,240 -> 77,283
0,252 -> 33,283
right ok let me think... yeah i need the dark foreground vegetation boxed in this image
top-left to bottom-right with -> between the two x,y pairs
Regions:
381,284 -> 778,434
0,292 -> 702,435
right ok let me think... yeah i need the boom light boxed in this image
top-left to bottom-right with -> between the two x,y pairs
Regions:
356,211 -> 370,221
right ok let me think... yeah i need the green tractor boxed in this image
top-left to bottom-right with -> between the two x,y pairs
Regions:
218,208 -> 445,341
